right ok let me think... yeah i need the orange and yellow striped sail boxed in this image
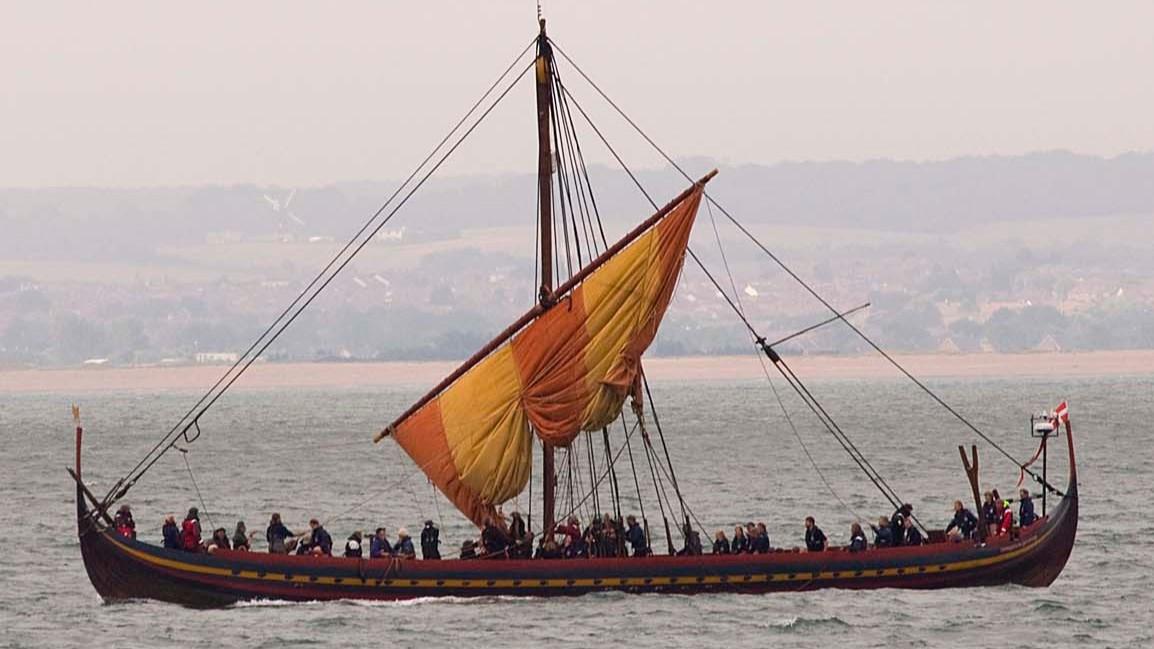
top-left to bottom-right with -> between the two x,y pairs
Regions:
385,184 -> 703,526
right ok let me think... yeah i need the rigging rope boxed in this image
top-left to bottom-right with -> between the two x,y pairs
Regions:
554,420 -> 638,527
177,448 -> 216,532
106,48 -> 537,508
641,376 -> 690,525
621,415 -> 651,546
556,63 -> 914,522
703,199 -> 865,522
549,38 -> 1051,491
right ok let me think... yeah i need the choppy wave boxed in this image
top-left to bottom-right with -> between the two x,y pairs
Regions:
1033,599 -> 1070,613
763,616 -> 852,633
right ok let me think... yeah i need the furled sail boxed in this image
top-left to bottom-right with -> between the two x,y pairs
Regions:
378,179 -> 708,526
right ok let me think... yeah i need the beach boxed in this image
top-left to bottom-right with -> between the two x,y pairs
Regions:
3,349 -> 1152,394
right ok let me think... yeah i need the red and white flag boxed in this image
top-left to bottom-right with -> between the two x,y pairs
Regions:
1055,400 -> 1069,424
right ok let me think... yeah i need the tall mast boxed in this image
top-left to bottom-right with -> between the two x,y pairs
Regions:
534,18 -> 557,540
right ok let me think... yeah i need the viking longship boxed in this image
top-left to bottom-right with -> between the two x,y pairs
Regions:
73,20 -> 1078,608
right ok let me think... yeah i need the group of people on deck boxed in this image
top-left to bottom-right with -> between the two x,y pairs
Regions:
459,513 -> 649,560
945,487 -> 1038,542
707,521 -> 774,555
149,508 -> 444,560
121,486 -> 1039,559
263,515 -> 443,560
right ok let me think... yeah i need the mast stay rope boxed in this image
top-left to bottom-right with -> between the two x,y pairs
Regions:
702,197 -> 866,523
553,55 -> 918,523
103,41 -> 538,510
548,38 -> 1056,494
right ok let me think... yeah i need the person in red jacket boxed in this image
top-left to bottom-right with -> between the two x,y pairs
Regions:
554,515 -> 582,545
998,500 -> 1014,536
181,507 -> 202,552
113,505 -> 136,540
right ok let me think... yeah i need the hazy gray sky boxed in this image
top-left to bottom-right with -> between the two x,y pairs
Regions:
3,1 -> 1152,188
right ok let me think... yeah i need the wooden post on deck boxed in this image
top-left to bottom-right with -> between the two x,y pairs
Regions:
958,444 -> 987,543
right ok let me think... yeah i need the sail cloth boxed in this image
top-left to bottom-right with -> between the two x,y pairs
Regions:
385,184 -> 705,526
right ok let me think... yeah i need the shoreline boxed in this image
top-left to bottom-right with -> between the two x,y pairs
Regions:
2,350 -> 1151,394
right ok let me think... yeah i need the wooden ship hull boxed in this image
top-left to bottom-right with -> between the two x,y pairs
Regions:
75,429 -> 1078,608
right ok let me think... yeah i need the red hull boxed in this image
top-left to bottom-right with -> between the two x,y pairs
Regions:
76,426 -> 1078,608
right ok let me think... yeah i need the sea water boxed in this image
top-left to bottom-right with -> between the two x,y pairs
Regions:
1,374 -> 1150,648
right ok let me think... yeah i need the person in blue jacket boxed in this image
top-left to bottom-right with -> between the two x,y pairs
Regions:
370,527 -> 393,558
946,500 -> 979,540
162,514 -> 181,549
1018,488 -> 1038,527
872,516 -> 894,548
394,528 -> 416,559
625,515 -> 649,557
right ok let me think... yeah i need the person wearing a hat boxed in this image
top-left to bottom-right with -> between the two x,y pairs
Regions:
114,505 -> 136,540
394,528 -> 416,559
420,520 -> 441,560
998,500 -> 1014,536
344,530 -> 363,558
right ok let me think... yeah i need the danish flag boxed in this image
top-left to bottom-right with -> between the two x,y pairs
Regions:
1054,401 -> 1069,425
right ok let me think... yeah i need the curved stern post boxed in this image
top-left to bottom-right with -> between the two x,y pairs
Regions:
73,405 -> 87,530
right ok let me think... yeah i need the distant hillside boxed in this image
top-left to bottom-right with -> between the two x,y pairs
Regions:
1,151 -> 1151,262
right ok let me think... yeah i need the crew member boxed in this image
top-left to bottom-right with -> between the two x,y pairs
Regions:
998,501 -> 1014,536
890,504 -> 913,547
902,516 -> 924,546
677,522 -> 703,556
1018,489 -> 1038,527
982,491 -> 998,537
370,527 -> 392,558
751,523 -> 771,553
731,525 -> 748,554
208,527 -> 230,553
848,523 -> 867,552
232,521 -> 252,551
114,505 -> 136,539
712,530 -> 731,554
394,528 -> 416,559
481,516 -> 509,558
307,518 -> 333,556
872,516 -> 894,548
625,515 -> 649,557
344,531 -> 363,558
181,507 -> 202,552
266,513 -> 294,554
421,520 -> 441,560
162,515 -> 181,549
804,516 -> 827,552
507,512 -> 530,558
946,500 -> 978,541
